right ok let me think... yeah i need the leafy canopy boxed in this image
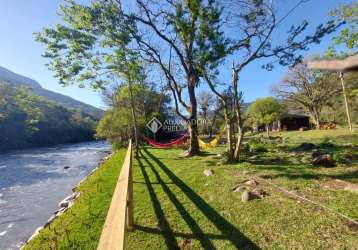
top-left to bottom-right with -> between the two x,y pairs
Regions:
247,97 -> 285,126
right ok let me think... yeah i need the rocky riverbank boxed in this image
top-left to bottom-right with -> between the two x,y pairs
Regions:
22,152 -> 113,248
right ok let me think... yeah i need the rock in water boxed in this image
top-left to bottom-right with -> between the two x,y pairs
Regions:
203,169 -> 214,176
312,154 -> 335,167
241,191 -> 257,202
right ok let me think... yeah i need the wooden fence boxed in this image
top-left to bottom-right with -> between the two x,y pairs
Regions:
97,140 -> 133,250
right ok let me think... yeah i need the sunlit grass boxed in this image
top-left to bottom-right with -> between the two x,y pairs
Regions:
127,129 -> 358,249
24,129 -> 358,249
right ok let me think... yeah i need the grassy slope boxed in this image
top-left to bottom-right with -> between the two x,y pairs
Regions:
126,129 -> 358,249
24,149 -> 126,250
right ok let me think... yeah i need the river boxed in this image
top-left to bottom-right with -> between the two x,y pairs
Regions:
0,141 -> 111,250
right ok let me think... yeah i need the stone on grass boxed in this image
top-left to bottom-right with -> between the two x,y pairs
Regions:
245,179 -> 258,186
252,188 -> 268,197
233,186 -> 246,193
311,149 -> 322,158
241,191 -> 258,202
203,169 -> 214,176
312,154 -> 335,167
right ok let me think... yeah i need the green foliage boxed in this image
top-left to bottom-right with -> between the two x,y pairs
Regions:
35,0 -> 137,89
320,71 -> 358,124
0,83 -> 96,150
327,2 -> 358,57
247,97 -> 285,127
96,83 -> 170,145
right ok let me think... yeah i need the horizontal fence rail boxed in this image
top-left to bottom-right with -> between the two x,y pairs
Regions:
97,140 -> 133,250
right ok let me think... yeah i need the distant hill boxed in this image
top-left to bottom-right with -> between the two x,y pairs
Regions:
0,66 -> 103,119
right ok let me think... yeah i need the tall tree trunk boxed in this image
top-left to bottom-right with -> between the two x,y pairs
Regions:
234,124 -> 244,160
203,110 -> 208,135
186,68 -> 200,156
232,69 -> 245,161
224,106 -> 233,160
312,107 -> 321,129
266,124 -> 270,136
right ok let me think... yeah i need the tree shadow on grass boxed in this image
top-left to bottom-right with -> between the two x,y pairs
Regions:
142,148 -> 260,249
139,150 -> 215,249
259,168 -> 358,182
136,156 -> 179,249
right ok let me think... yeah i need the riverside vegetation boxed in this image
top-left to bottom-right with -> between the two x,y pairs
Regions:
24,129 -> 358,249
0,83 -> 97,151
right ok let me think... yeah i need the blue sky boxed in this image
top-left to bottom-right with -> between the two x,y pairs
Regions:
0,0 -> 353,109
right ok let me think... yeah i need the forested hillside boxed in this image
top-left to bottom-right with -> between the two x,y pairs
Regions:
0,66 -> 103,119
0,83 -> 97,151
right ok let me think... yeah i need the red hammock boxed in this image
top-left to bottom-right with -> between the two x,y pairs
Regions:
143,135 -> 188,148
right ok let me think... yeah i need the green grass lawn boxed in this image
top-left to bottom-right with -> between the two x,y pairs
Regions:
127,129 -> 358,249
24,129 -> 358,249
23,149 -> 127,250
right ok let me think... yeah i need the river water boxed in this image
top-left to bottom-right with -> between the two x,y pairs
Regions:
0,141 -> 110,250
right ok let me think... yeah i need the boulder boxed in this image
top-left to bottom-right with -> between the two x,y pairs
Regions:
203,169 -> 214,177
245,179 -> 259,186
241,191 -> 258,202
252,188 -> 268,198
233,186 -> 246,193
312,154 -> 335,167
311,149 -> 322,158
58,192 -> 80,208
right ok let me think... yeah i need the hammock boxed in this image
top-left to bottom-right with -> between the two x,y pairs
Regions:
143,134 -> 188,148
198,128 -> 226,149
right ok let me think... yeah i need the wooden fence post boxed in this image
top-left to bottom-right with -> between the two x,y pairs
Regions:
126,146 -> 134,231
97,140 -> 134,250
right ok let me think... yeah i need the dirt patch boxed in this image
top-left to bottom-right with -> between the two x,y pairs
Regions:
321,179 -> 358,193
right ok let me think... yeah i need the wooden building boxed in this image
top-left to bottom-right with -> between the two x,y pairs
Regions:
255,112 -> 311,132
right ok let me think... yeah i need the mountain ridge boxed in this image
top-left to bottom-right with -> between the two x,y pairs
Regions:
0,66 -> 103,119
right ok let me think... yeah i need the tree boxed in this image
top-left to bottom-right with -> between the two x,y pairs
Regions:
247,97 -> 285,136
0,82 -> 96,151
273,63 -> 339,129
202,0 -> 339,160
320,71 -> 358,125
35,0 -> 147,150
127,0 -> 229,156
327,2 -> 358,57
96,82 -> 170,148
36,0 -> 229,156
198,91 -> 214,135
